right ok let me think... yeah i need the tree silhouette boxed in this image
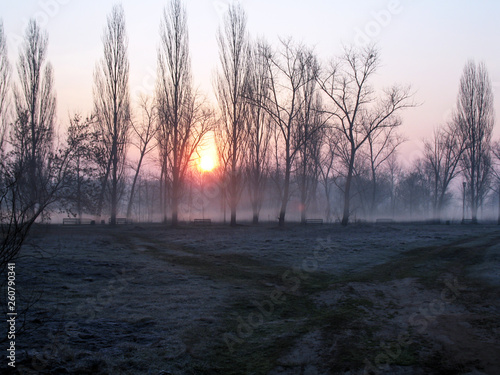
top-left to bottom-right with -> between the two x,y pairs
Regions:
318,46 -> 414,225
93,4 -> 131,225
456,61 -> 494,223
215,3 -> 249,226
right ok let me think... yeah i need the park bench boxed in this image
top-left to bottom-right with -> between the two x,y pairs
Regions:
193,218 -> 211,226
62,218 -> 94,225
376,218 -> 395,224
305,219 -> 323,225
62,218 -> 79,225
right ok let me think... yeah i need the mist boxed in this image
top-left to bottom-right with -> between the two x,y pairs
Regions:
2,1 -> 500,374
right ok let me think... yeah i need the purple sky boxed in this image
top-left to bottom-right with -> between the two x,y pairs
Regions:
2,0 -> 500,165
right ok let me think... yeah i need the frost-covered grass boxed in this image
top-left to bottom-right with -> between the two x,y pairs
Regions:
8,223 -> 500,374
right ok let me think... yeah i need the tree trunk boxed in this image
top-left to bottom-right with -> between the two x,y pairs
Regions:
252,184 -> 260,224
250,168 -> 262,225
171,202 -> 178,226
436,194 -> 445,223
370,166 -> 377,219
96,155 -> 112,222
163,169 -> 169,224
126,152 -> 145,221
222,185 -> 227,224
230,139 -> 238,227
171,175 -> 179,227
279,161 -> 291,227
470,148 -> 477,223
110,135 -> 118,226
323,184 -> 332,223
230,202 -> 236,226
30,110 -> 37,210
252,210 -> 259,225
159,165 -> 164,221
77,157 -> 82,221
497,186 -> 500,225
342,148 -> 355,226
300,161 -> 307,225
230,182 -> 237,226
278,144 -> 292,227
229,159 -> 237,227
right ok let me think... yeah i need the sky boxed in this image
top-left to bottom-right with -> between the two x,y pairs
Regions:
1,0 -> 500,166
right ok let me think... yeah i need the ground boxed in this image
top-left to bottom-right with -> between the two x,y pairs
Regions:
2,222 -> 500,374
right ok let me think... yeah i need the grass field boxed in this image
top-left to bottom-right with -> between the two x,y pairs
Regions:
4,223 -> 500,374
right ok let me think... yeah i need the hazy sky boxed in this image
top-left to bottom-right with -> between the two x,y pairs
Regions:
2,0 -> 500,164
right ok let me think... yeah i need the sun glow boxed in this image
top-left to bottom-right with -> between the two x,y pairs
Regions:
198,154 -> 216,172
195,136 -> 218,172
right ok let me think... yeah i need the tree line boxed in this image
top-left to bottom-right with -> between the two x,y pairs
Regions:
1,1 -> 499,261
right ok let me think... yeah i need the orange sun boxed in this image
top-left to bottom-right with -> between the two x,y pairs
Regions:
196,136 -> 218,172
198,154 -> 216,172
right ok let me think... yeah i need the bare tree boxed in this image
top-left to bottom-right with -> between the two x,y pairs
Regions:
214,124 -> 230,223
318,45 -> 414,225
12,19 -> 56,210
258,39 -> 319,226
215,3 -> 249,226
0,20 -> 9,150
156,121 -> 169,223
422,121 -> 466,219
456,61 -> 494,223
386,152 -> 402,219
157,0 -> 212,226
318,127 -> 338,222
93,4 -> 131,225
295,54 -> 323,224
64,113 -> 100,219
245,40 -> 272,224
396,159 -> 431,220
1,20 -> 69,276
492,141 -> 500,224
127,96 -> 157,220
365,126 -> 405,217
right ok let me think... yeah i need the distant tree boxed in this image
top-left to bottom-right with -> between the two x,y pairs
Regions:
12,19 -> 56,211
0,20 -> 9,150
64,113 -> 100,219
318,127 -> 338,222
245,40 -> 272,224
456,61 -> 494,223
259,39 -> 319,226
215,3 -> 249,226
422,122 -> 466,219
295,55 -> 323,224
350,155 -> 371,218
214,121 -> 231,223
156,120 -> 169,223
396,159 -> 431,219
157,0 -> 212,226
2,20 -> 69,276
127,96 -> 157,220
386,153 -> 402,218
318,45 -> 414,225
491,142 -> 500,224
365,127 -> 405,217
93,4 -> 131,225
